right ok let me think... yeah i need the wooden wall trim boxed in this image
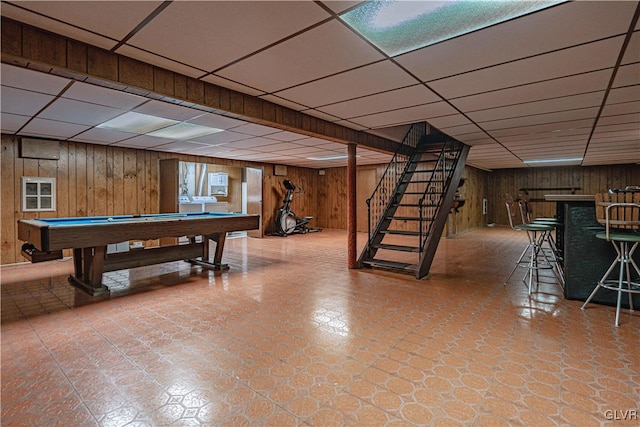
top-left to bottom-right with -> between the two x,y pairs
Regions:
1,17 -> 400,154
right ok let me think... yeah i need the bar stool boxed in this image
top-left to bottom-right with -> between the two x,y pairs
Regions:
581,192 -> 640,326
517,200 -> 564,287
504,195 -> 556,294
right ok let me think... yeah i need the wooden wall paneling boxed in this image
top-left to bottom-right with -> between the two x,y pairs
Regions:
37,157 -> 58,219
67,142 -> 77,217
148,150 -> 160,214
123,150 -> 137,214
113,148 -> 124,215
86,144 -> 95,216
106,146 -> 115,215
317,167 -> 346,230
55,142 -> 69,219
1,138 -> 16,264
136,150 -> 146,214
75,143 -> 88,216
12,139 -> 25,263
93,145 -> 107,215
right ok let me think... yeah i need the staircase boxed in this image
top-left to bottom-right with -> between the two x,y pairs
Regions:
358,123 -> 470,279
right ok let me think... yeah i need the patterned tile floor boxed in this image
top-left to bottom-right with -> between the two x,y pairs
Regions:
1,227 -> 638,426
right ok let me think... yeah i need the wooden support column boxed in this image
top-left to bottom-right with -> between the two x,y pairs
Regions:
347,143 -> 357,269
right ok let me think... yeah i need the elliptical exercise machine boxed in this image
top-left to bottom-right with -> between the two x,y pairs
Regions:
273,180 -> 321,236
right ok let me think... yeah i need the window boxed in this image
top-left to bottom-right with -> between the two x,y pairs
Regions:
22,177 -> 56,212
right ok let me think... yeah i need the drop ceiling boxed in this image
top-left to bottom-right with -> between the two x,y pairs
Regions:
1,0 -> 639,170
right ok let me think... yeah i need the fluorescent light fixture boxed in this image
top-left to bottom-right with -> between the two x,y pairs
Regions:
307,154 -> 361,161
146,122 -> 223,140
341,0 -> 564,56
97,111 -> 178,134
524,157 -> 583,164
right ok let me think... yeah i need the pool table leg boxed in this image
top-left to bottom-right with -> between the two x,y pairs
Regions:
69,246 -> 109,296
195,233 -> 229,271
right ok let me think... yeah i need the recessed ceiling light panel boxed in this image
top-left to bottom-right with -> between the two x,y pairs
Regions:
524,157 -> 583,164
147,122 -> 223,140
97,111 -> 178,134
341,0 -> 565,57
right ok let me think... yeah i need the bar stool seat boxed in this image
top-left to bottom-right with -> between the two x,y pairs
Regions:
581,193 -> 640,326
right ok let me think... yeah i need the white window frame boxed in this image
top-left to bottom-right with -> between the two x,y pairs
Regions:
22,176 -> 56,212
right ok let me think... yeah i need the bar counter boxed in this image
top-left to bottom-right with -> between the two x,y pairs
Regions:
546,194 -> 640,308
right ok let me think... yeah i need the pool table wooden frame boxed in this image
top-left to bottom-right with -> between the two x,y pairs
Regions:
18,212 -> 260,295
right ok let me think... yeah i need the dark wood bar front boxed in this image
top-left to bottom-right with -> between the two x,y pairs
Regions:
546,194 -> 640,308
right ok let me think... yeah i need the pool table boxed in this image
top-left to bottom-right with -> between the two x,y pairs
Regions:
18,212 -> 260,295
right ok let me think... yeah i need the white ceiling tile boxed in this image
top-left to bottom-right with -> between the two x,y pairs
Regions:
62,81 -> 147,110
115,44 -> 205,78
431,37 -> 625,99
187,113 -> 247,130
0,87 -> 55,116
259,95 -> 310,111
467,92 -> 605,123
323,1 -> 363,14
39,98 -> 126,126
601,101 -> 640,117
480,107 -> 599,130
153,141 -> 210,153
226,137 -> 285,149
395,1 -> 636,82
274,60 -> 417,107
365,124 -> 412,142
20,117 -> 90,139
265,131 -> 308,142
489,119 -> 594,138
1,112 -> 30,133
427,114 -> 472,130
1,64 -> 70,95
0,1 -> 136,50
612,64 -> 640,88
622,31 -> 640,65
303,109 -> 342,123
189,113 -> 247,129
189,131 -> 249,146
607,86 -> 640,105
351,102 -> 458,128
281,146 -> 329,156
127,1 -> 330,72
232,123 -> 279,137
317,83 -> 441,118
70,127 -> 137,144
451,69 -> 612,112
261,141 -> 319,152
597,113 -> 639,127
217,19 -> 384,93
589,130 -> 640,144
332,120 -> 368,131
133,100 -> 203,121
110,134 -> 168,148
440,124 -> 484,137
592,122 -> 640,135
201,74 -> 266,97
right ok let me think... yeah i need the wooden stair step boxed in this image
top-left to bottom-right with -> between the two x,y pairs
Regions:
373,243 -> 420,252
381,230 -> 421,236
387,216 -> 421,221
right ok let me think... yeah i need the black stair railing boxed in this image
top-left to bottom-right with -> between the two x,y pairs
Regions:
364,122 -> 426,257
418,139 -> 466,251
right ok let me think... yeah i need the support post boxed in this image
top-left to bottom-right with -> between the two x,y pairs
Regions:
347,143 -> 357,269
